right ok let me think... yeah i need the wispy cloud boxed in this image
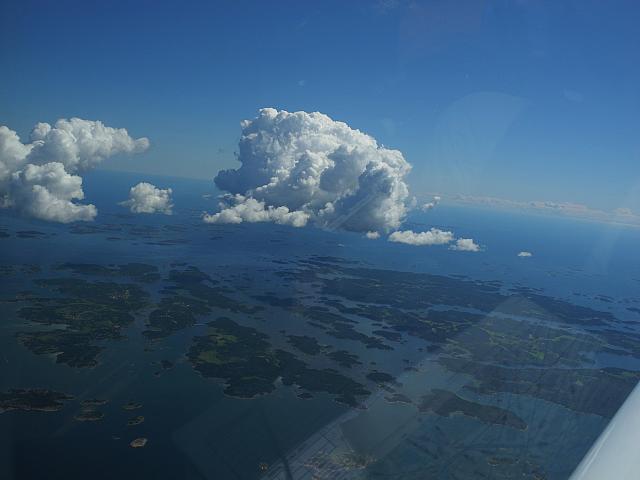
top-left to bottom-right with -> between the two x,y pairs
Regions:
421,195 -> 441,211
448,194 -> 640,228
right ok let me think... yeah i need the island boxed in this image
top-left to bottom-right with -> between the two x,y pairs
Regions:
55,262 -> 161,283
0,389 -> 74,413
418,389 -> 527,430
187,317 -> 370,407
287,335 -> 322,355
127,415 -> 145,426
122,401 -> 143,411
16,278 -> 149,367
74,409 -> 105,422
129,437 -> 148,448
143,266 -> 261,339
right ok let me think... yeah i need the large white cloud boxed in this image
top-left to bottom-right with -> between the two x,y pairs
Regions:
0,127 -> 32,182
388,228 -> 454,246
0,118 -> 148,223
9,163 -> 97,223
28,118 -> 150,172
120,182 -> 173,215
209,108 -> 411,233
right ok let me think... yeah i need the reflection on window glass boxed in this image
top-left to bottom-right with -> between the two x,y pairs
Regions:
1,1 -> 639,479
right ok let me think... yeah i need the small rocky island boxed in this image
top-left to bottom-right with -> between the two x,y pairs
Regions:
130,437 -> 148,448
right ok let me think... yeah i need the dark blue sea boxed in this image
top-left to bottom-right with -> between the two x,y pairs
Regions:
1,170 -> 639,479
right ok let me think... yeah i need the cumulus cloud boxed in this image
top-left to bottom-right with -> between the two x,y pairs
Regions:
120,182 -> 173,215
209,108 -> 411,233
9,163 -> 97,222
518,251 -> 533,257
450,238 -> 481,252
365,231 -> 380,239
422,195 -> 441,211
0,118 -> 148,223
27,118 -> 149,172
388,228 -> 454,246
203,194 -> 309,227
0,126 -> 32,181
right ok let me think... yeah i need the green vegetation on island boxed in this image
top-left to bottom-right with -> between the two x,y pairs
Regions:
56,262 -> 161,283
366,371 -> 395,384
80,398 -> 108,408
287,335 -> 322,355
418,389 -> 527,430
0,389 -> 74,413
122,401 -> 143,411
188,317 -> 370,407
129,437 -> 148,448
327,350 -> 362,369
74,409 -> 105,422
144,266 -> 261,339
274,257 -> 640,422
127,415 -> 145,426
441,357 -> 640,419
16,278 -> 149,367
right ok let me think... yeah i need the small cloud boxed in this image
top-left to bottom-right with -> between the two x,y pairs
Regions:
517,251 -> 533,257
120,182 -> 173,215
365,231 -> 380,239
421,195 -> 441,211
388,228 -> 453,246
613,207 -> 634,217
450,238 -> 481,252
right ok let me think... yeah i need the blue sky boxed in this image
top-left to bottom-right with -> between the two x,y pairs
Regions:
1,0 -> 639,212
